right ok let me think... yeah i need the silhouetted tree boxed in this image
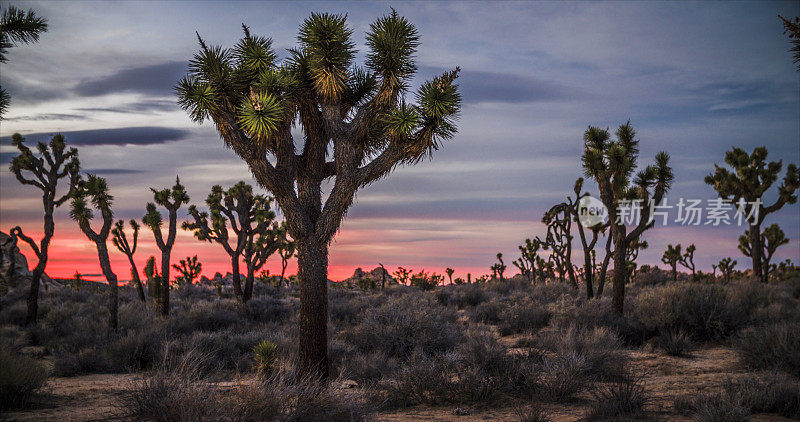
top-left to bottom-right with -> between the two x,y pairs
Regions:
394,267 -> 412,285
661,244 -> 682,282
184,181 -> 276,301
173,255 -> 202,286
379,263 -> 387,289
568,177 -> 609,298
445,267 -> 454,285
111,219 -> 145,301
705,147 -> 799,282
678,244 -> 696,280
71,174 -> 119,329
277,236 -> 296,287
582,123 -> 673,314
718,257 -> 737,283
491,253 -> 506,281
513,238 -> 540,283
739,223 -> 789,282
177,11 -> 462,377
542,202 -> 577,288
9,133 -> 79,324
242,221 -> 284,301
143,177 -> 189,315
0,5 -> 48,117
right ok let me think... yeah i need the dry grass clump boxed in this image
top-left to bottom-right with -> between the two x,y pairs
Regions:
0,349 -> 49,410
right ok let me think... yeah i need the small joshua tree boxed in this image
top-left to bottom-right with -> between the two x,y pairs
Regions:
277,237 -> 296,288
582,123 -> 673,314
9,133 -> 79,324
394,267 -> 412,285
513,238 -> 540,283
111,219 -> 144,301
661,244 -> 682,282
445,267 -> 454,285
242,221 -> 284,300
568,178 -> 609,298
738,223 -> 789,282
70,174 -> 119,329
678,244 -> 696,280
143,177 -> 189,315
173,255 -> 202,287
184,181 -> 276,301
705,147 -> 799,283
718,257 -> 737,283
542,202 -> 577,288
490,253 -> 506,281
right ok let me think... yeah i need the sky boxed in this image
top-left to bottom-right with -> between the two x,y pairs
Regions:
1,0 -> 799,282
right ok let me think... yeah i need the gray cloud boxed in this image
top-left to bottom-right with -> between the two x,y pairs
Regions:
77,99 -> 179,114
74,61 -> 187,97
2,126 -> 192,146
85,168 -> 147,175
3,113 -> 87,122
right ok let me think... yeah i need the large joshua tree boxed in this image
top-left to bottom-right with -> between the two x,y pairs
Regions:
142,177 -> 189,315
738,223 -> 789,282
184,181 -> 278,302
176,12 -> 461,377
9,133 -> 80,324
111,219 -> 145,301
70,174 -> 119,329
581,123 -> 673,314
0,5 -> 48,117
705,147 -> 799,283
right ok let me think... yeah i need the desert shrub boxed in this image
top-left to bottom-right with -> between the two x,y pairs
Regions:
533,325 -> 626,381
253,340 -> 278,372
437,283 -> 489,308
456,328 -> 516,377
379,352 -> 458,407
536,353 -> 591,402
0,349 -> 49,410
0,301 -> 27,325
53,347 -> 114,376
246,296 -> 291,322
737,321 -> 800,376
630,283 -> 744,342
515,404 -> 551,422
548,297 -> 646,345
498,300 -> 551,336
585,378 -> 649,420
106,328 -> 164,372
343,350 -> 399,382
675,373 -> 800,420
631,267 -> 671,287
468,298 -> 505,324
343,294 -> 463,358
328,290 -> 384,325
650,329 -> 693,357
175,330 -> 262,372
118,369 -> 214,421
167,300 -> 246,335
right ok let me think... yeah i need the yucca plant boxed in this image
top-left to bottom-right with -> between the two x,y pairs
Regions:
70,174 -> 119,329
0,5 -> 48,117
9,133 -> 80,324
253,340 -> 278,373
177,11 -> 461,378
661,244 -> 682,282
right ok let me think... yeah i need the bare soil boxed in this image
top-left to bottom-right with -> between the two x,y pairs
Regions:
2,347 -> 794,421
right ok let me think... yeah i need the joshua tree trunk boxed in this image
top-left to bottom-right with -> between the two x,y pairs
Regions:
749,224 -> 764,283
127,258 -> 145,302
670,263 -> 677,282
24,206 -> 53,325
231,256 -> 243,299
96,242 -> 119,330
244,263 -> 255,302
596,232 -> 613,297
582,246 -> 594,298
297,236 -> 329,378
611,225 -> 628,314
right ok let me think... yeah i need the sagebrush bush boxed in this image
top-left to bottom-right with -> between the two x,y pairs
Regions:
343,294 -> 463,357
675,373 -> 800,420
650,329 -> 693,357
0,349 -> 49,410
498,299 -> 551,336
737,321 -> 800,376
515,404 -> 551,422
534,325 -> 626,381
536,353 -> 591,402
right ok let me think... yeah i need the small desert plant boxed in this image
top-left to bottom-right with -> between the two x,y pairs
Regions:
498,300 -> 551,335
651,328 -> 693,357
254,340 -> 278,372
737,321 -> 800,376
0,349 -> 49,409
585,377 -> 649,420
536,352 -> 591,402
515,404 -> 551,422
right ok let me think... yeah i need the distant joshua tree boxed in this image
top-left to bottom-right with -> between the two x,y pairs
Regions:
242,221 -> 284,301
173,255 -> 202,287
184,181 -> 277,302
111,219 -> 145,302
678,244 -> 696,280
0,5 -> 48,117
718,257 -> 737,283
177,11 -> 462,378
661,244 -> 682,282
738,223 -> 789,282
582,123 -> 673,314
513,238 -> 540,283
394,267 -> 413,285
445,267 -> 454,284
568,178 -> 609,298
143,256 -> 161,302
491,253 -> 506,281
705,147 -> 799,283
277,236 -> 296,288
70,174 -> 119,329
542,202 -> 577,288
143,177 -> 190,315
9,134 -> 80,324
